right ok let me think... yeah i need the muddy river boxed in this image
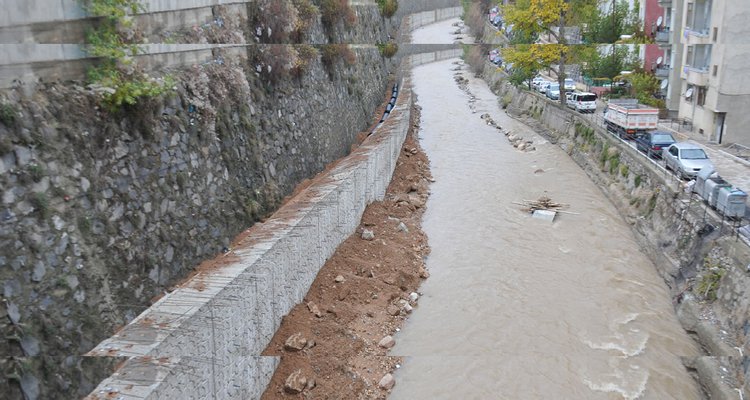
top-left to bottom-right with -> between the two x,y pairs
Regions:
390,26 -> 704,399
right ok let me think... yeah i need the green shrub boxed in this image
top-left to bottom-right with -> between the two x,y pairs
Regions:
501,93 -> 513,109
89,62 -> 175,108
620,164 -> 629,178
696,264 -> 725,301
320,44 -> 356,67
320,0 -> 356,27
377,42 -> 398,58
30,193 -> 50,220
292,0 -> 319,37
377,0 -> 398,18
645,190 -> 659,216
599,143 -> 610,166
634,174 -> 642,187
0,103 -> 16,127
28,164 -> 45,182
293,44 -> 318,76
81,0 -> 175,108
608,152 -> 620,175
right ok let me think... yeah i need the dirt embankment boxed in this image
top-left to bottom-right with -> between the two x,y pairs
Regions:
260,103 -> 432,399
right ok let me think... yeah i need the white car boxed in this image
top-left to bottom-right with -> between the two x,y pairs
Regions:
531,76 -> 545,89
568,92 -> 597,113
538,81 -> 551,93
545,83 -> 561,100
563,78 -> 576,92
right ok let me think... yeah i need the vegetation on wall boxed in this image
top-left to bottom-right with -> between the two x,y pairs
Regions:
377,42 -> 399,58
319,0 -> 357,28
376,0 -> 398,18
81,0 -> 174,108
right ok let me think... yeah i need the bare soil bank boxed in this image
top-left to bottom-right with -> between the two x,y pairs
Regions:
260,103 -> 432,399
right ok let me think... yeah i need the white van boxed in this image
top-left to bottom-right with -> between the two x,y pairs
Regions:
569,92 -> 597,113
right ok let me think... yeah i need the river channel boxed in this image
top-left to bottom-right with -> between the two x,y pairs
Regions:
389,24 -> 704,400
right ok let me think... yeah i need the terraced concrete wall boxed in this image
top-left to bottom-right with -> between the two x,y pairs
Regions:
407,6 -> 463,31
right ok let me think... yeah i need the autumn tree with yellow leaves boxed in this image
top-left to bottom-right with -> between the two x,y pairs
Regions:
502,0 -> 597,104
502,44 -> 566,89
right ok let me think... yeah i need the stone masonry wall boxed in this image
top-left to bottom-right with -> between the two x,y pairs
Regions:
0,5 -> 396,399
85,69 -> 413,400
82,26 -> 466,400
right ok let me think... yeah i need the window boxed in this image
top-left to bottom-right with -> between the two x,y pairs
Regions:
712,65 -> 717,76
713,27 -> 718,41
696,86 -> 707,106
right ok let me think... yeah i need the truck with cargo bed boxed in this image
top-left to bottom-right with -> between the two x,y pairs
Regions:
603,99 -> 659,139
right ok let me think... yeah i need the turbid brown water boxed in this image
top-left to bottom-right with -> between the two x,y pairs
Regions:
388,55 -> 704,399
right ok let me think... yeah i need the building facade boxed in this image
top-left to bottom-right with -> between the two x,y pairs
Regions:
656,0 -> 750,146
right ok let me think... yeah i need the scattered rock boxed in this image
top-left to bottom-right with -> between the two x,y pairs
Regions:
386,304 -> 401,316
409,292 -> 419,302
20,373 -> 40,400
397,222 -> 409,233
20,335 -> 40,357
407,194 -> 425,208
305,378 -> 316,391
284,333 -> 307,352
6,301 -> 20,324
334,275 -> 345,283
284,369 -> 307,394
419,267 -> 430,279
378,335 -> 395,349
361,229 -> 375,240
378,373 -> 395,390
398,300 -> 413,313
307,302 -> 322,318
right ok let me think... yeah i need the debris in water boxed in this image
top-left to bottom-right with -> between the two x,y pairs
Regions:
513,195 -> 578,216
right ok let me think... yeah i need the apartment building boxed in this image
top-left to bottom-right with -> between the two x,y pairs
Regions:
655,0 -> 750,146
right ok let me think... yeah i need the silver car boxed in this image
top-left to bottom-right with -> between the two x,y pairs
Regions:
546,83 -> 560,100
663,143 -> 715,179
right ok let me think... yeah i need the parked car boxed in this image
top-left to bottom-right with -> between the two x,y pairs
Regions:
545,83 -> 560,100
563,78 -> 576,92
537,81 -> 551,93
568,92 -> 597,113
664,142 -> 715,179
531,76 -> 545,90
565,92 -> 574,103
635,131 -> 676,158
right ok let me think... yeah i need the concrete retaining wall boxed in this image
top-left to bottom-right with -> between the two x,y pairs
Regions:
407,6 -> 463,31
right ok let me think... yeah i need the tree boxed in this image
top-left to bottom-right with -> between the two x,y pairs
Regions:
582,0 -> 646,44
502,44 -> 565,89
503,0 -> 572,104
628,72 -> 664,109
579,44 -> 640,82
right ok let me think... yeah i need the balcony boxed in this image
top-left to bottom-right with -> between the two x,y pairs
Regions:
655,66 -> 670,78
683,66 -> 709,86
685,28 -> 711,45
657,0 -> 672,6
655,29 -> 671,45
